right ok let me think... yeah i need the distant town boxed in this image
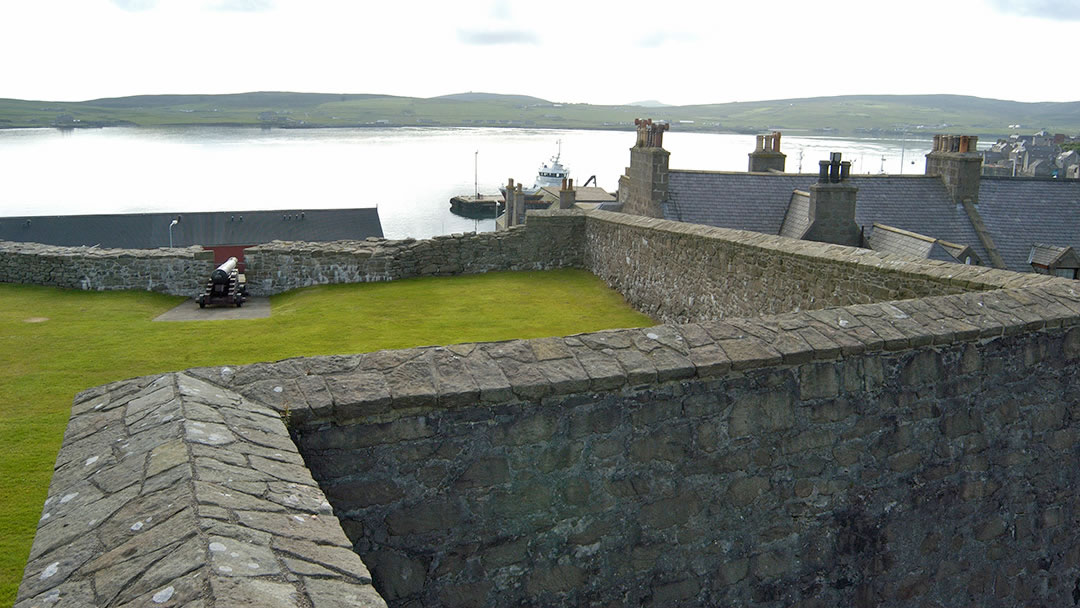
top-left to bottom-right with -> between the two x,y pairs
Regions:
981,130 -> 1080,178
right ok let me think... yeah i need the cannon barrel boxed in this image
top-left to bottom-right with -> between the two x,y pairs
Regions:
210,257 -> 239,284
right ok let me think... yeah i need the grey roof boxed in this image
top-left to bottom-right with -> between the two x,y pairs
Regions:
1027,243 -> 1074,267
779,191 -> 811,239
848,176 -> 989,264
0,208 -> 383,250
867,223 -> 977,264
665,171 -> 813,234
978,177 -> 1080,272
664,171 -> 990,265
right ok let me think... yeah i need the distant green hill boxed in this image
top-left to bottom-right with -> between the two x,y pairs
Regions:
1,91 -> 1077,137
431,92 -> 550,105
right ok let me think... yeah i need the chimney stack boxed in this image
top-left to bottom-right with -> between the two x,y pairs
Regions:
926,134 -> 983,204
559,178 -> 576,210
804,152 -> 860,247
620,118 -> 671,218
512,183 -> 526,226
748,131 -> 787,173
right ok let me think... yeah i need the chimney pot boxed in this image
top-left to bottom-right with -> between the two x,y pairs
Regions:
773,131 -> 782,153
840,161 -> 851,181
818,160 -> 831,183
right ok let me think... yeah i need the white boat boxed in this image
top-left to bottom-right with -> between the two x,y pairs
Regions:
530,141 -> 570,192
502,140 -> 570,196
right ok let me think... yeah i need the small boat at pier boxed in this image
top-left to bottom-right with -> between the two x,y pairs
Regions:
449,141 -> 570,219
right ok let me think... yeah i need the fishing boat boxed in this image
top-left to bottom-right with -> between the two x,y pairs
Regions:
449,141 -> 570,218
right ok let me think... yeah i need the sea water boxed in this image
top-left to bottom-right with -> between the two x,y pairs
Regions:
0,126 -> 936,240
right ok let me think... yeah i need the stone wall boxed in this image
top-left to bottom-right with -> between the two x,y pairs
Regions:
147,279 -> 1080,608
0,241 -> 214,296
15,372 -> 386,608
16,209 -> 1080,607
581,210 -> 1049,324
243,212 -> 585,296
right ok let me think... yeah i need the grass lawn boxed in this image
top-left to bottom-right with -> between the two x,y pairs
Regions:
0,269 -> 654,606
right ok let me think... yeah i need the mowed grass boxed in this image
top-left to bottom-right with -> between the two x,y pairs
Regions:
0,269 -> 654,606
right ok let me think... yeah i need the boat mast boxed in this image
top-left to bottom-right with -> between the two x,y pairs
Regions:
474,150 -> 479,198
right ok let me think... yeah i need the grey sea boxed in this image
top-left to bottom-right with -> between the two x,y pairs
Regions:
0,126 -> 938,240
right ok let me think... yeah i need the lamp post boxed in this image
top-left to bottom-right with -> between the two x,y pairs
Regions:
169,219 -> 178,248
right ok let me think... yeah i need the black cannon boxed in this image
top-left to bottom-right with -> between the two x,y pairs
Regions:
196,257 -> 247,308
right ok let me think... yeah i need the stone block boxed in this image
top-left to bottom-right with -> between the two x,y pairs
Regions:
727,476 -> 771,508
799,363 -> 840,401
716,558 -> 749,585
728,388 -> 795,438
629,426 -> 691,463
366,550 -> 428,601
492,411 -> 558,446
438,581 -> 493,608
639,491 -> 702,529
453,457 -> 510,489
525,564 -> 585,596
385,501 -> 463,536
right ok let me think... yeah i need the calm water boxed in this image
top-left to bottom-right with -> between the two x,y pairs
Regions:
0,127 -> 937,239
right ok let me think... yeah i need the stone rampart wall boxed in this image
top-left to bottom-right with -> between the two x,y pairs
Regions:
581,210 -> 1050,323
0,241 -> 214,296
16,209 -> 1080,607
15,372 -> 386,608
158,280 -> 1080,608
243,212 -> 585,296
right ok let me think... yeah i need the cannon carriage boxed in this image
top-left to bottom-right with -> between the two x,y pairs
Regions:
196,257 -> 247,308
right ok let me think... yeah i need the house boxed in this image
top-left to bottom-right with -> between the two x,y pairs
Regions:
1028,243 -> 1080,279
617,122 -> 1080,276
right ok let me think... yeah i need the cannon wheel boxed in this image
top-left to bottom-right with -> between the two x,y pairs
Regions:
198,297 -> 206,309
235,296 -> 243,308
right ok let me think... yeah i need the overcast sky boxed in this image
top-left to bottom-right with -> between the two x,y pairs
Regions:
3,0 -> 1078,105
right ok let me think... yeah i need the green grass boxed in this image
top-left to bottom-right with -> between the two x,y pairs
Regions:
0,269 -> 654,606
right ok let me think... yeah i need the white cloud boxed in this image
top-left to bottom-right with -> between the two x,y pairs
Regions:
985,0 -> 1080,19
1,0 -> 1078,104
457,29 -> 540,45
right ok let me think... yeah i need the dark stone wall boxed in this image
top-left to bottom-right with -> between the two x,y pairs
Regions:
292,323 -> 1080,607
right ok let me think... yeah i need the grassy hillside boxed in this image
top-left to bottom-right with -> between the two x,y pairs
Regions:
0,92 -> 1078,136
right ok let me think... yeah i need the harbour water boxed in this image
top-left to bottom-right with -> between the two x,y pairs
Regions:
0,126 -> 938,240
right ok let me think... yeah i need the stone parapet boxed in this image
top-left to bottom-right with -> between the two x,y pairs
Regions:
581,209 -> 1061,323
15,372 -> 386,607
243,212 -> 585,296
16,206 -> 1080,607
45,276 -> 1074,607
0,241 -> 214,296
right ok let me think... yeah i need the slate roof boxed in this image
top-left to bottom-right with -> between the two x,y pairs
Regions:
0,208 -> 383,250
848,176 -> 989,264
867,223 -> 978,264
977,177 -> 1080,272
779,191 -> 811,239
665,171 -> 990,265
666,171 -> 812,234
1028,243 -> 1074,267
